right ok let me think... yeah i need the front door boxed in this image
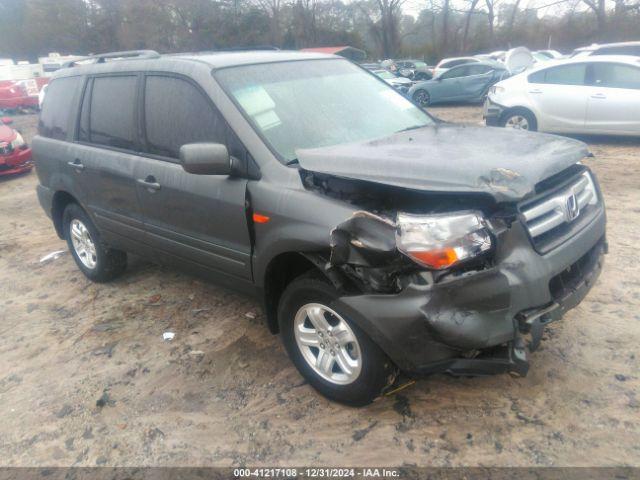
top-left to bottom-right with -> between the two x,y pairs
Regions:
134,74 -> 252,281
527,63 -> 590,132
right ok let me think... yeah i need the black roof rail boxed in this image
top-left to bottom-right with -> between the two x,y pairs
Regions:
62,50 -> 160,68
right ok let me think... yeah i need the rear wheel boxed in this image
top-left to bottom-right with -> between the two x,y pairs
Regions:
63,203 -> 127,282
278,273 -> 395,406
412,89 -> 431,108
501,109 -> 537,131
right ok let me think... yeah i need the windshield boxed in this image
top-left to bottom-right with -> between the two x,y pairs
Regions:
216,59 -> 433,162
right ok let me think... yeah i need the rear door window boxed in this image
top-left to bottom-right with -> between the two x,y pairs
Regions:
441,65 -> 469,79
442,59 -> 467,69
528,64 -> 587,86
143,75 -> 227,160
588,62 -> 640,89
81,75 -> 138,150
467,65 -> 493,75
38,76 -> 81,140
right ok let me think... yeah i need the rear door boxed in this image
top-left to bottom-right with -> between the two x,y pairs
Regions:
73,74 -> 149,254
526,63 -> 590,132
458,64 -> 497,99
134,74 -> 252,281
585,62 -> 640,134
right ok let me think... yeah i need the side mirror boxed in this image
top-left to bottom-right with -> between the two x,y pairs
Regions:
1,117 -> 13,125
179,143 -> 231,175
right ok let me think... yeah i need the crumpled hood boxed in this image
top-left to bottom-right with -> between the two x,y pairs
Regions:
0,125 -> 16,144
296,124 -> 589,203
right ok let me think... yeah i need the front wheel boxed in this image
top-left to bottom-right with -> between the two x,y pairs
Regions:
501,109 -> 537,131
63,203 -> 127,282
278,273 -> 396,406
412,89 -> 431,108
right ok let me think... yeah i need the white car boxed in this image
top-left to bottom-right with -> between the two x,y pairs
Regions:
571,41 -> 640,58
432,56 -> 481,77
484,55 -> 640,136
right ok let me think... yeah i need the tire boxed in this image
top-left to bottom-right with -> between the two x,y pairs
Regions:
278,273 -> 396,406
500,108 -> 538,131
63,203 -> 127,282
412,89 -> 431,108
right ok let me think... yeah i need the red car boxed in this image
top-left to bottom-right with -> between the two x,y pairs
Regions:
0,79 -> 41,110
0,117 -> 33,176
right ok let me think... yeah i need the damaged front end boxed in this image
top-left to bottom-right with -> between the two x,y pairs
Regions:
300,167 -> 606,379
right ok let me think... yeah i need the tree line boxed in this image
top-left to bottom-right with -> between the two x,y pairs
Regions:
1,0 -> 639,64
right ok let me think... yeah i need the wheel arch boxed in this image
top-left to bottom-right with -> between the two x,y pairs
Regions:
51,190 -> 80,239
412,87 -> 431,105
262,251 -> 336,334
500,106 -> 538,130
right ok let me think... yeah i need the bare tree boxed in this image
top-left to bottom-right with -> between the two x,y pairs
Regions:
484,0 -> 500,47
358,0 -> 407,58
461,0 -> 480,52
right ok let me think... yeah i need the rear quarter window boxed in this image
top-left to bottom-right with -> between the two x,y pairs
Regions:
38,76 -> 81,140
81,75 -> 138,150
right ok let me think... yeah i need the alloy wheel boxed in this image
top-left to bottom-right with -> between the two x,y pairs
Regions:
293,303 -> 362,385
414,90 -> 430,107
504,115 -> 530,130
70,219 -> 97,269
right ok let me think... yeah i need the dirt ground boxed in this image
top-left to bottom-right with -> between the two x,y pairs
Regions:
0,107 -> 638,468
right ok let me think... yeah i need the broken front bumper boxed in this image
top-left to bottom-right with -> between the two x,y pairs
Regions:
333,209 -> 606,376
0,147 -> 33,176
483,97 -> 505,126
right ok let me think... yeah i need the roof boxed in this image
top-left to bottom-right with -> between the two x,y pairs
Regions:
300,46 -> 361,55
51,50 -> 340,79
300,46 -> 366,61
523,54 -> 640,74
574,41 -> 640,52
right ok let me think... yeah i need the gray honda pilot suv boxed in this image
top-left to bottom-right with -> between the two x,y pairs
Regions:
34,50 -> 607,406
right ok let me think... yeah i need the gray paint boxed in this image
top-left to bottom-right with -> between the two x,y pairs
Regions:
34,50 -> 607,379
296,124 -> 590,203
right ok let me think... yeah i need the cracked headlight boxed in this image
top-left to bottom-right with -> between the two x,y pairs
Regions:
10,132 -> 25,150
396,211 -> 492,270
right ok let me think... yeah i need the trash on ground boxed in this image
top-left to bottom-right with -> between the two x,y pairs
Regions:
245,312 -> 257,319
39,250 -> 66,263
162,331 -> 175,341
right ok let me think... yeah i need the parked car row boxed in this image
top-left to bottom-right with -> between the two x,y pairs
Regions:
484,55 -> 640,136
368,41 -> 639,137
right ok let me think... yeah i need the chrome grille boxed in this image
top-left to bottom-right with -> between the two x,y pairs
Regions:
521,171 -> 599,248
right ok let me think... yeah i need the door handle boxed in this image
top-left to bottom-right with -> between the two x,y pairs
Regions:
137,176 -> 161,192
67,159 -> 85,171
590,93 -> 606,99
528,89 -> 543,94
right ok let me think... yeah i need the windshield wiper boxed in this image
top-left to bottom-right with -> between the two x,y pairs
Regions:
396,124 -> 427,133
285,157 -> 299,166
